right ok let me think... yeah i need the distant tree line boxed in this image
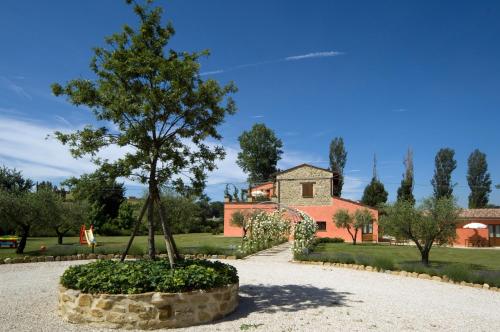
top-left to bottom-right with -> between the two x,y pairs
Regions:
0,165 -> 224,254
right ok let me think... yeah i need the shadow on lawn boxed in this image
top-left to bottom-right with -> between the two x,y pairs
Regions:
221,284 -> 351,321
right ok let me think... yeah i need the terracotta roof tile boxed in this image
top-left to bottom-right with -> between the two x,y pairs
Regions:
459,209 -> 500,219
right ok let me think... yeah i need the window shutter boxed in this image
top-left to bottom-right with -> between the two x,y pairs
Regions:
302,183 -> 313,197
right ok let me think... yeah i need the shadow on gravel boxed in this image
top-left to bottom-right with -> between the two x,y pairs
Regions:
220,284 -> 351,321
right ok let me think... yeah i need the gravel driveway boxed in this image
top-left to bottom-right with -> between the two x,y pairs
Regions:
1,243 -> 499,332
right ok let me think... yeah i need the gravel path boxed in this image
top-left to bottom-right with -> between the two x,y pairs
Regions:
1,243 -> 499,332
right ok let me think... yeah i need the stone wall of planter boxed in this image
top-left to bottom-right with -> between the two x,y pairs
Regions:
58,283 -> 239,330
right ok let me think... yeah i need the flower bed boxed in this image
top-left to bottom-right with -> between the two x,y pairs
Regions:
58,259 -> 239,329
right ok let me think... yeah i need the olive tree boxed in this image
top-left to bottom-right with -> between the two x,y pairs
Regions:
51,1 -> 236,265
380,197 -> 460,265
0,190 -> 55,254
333,208 -> 373,245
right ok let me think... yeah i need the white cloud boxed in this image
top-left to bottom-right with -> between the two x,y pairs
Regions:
0,115 -> 366,200
392,108 -> 408,113
341,175 -> 365,200
0,115 -> 131,183
199,69 -> 224,76
285,51 -> 343,61
0,76 -> 32,100
201,50 -> 343,76
250,115 -> 264,119
54,115 -> 72,127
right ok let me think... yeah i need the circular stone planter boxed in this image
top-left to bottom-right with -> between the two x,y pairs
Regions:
58,283 -> 239,330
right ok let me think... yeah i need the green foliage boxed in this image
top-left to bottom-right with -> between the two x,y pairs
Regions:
333,208 -> 373,245
236,123 -> 283,184
60,259 -> 238,294
62,173 -> 125,229
372,257 -> 395,270
467,149 -> 492,208
242,210 -> 290,254
314,237 -> 344,244
292,211 -> 318,254
329,137 -> 347,197
0,189 -> 57,253
0,165 -> 33,193
431,148 -> 457,199
160,194 -> 202,234
51,0 -> 236,261
397,148 -> 415,205
53,200 -> 89,243
441,263 -> 472,282
380,197 -> 461,264
361,177 -> 388,208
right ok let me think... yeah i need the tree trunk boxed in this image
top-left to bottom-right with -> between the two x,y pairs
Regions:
347,227 -> 357,245
55,228 -> 64,245
147,196 -> 156,259
156,193 -> 179,257
16,226 -> 29,254
155,193 -> 176,268
121,196 -> 150,262
420,249 -> 430,265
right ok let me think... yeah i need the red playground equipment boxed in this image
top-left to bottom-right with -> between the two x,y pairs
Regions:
79,225 -> 95,245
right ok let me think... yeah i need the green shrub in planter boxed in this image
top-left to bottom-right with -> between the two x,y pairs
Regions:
60,259 -> 238,294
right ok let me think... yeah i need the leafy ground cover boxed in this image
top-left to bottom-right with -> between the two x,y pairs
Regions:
0,233 -> 242,259
61,259 -> 238,294
296,242 -> 500,287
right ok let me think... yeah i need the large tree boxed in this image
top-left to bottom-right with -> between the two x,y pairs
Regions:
62,173 -> 125,229
329,137 -> 347,197
236,123 -> 283,184
361,154 -> 388,208
51,0 -> 236,265
397,148 -> 415,205
467,149 -> 492,208
431,148 -> 457,199
380,197 -> 460,265
53,200 -> 89,245
0,166 -> 33,193
0,189 -> 55,254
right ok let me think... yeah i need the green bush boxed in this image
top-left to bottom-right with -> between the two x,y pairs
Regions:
60,259 -> 238,294
441,264 -> 472,282
399,262 -> 436,276
315,237 -> 345,244
354,254 -> 372,266
333,253 -> 355,264
372,257 -> 395,271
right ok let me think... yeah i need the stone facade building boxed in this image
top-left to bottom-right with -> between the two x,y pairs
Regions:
224,164 -> 379,242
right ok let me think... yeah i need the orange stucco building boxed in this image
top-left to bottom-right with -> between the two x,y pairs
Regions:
454,209 -> 500,247
224,164 -> 379,243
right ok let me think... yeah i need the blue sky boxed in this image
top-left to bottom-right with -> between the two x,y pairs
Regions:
0,0 -> 499,206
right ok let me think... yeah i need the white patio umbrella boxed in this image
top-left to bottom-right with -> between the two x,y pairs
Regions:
463,222 -> 487,229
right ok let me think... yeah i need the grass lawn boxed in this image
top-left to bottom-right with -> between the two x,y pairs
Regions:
0,233 -> 242,259
311,243 -> 500,270
299,242 -> 500,286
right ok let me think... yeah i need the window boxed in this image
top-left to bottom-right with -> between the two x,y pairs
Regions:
362,222 -> 373,234
316,221 -> 327,231
488,225 -> 500,238
302,182 -> 314,198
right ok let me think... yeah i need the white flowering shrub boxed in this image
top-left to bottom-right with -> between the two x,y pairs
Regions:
240,210 -> 291,254
292,211 -> 318,255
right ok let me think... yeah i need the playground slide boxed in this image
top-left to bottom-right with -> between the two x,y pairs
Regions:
84,229 -> 96,247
